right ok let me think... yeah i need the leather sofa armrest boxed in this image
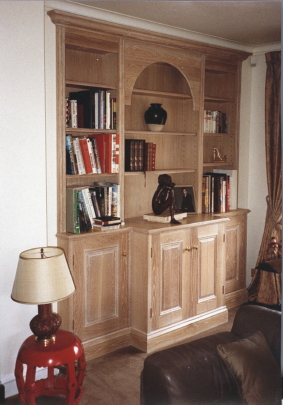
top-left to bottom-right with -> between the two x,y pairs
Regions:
231,305 -> 281,365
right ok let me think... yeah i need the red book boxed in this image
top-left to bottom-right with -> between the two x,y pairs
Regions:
151,143 -> 156,171
115,133 -> 120,173
79,138 -> 92,174
104,134 -> 112,174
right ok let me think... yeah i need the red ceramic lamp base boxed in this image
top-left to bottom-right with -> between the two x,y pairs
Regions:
29,303 -> 61,343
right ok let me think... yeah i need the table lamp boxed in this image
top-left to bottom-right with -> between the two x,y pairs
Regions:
11,247 -> 75,344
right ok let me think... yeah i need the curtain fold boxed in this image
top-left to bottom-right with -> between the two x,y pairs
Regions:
256,51 -> 281,266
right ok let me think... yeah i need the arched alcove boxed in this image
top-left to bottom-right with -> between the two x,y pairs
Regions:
125,62 -> 198,134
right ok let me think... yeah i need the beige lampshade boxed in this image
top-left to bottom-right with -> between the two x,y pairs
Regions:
11,247 -> 75,304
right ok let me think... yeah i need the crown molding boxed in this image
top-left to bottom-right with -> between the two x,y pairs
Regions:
45,0 -> 280,54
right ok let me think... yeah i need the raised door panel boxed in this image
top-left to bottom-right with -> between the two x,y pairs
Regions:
72,232 -> 129,342
194,224 -> 225,315
225,214 -> 247,294
151,229 -> 191,331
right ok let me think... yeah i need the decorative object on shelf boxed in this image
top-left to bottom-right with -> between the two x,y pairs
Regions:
213,147 -> 227,162
11,247 -> 75,344
143,211 -> 187,223
174,185 -> 196,213
152,174 -> 181,224
144,103 -> 167,131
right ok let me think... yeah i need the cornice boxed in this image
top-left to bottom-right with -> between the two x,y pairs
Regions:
45,1 -> 251,52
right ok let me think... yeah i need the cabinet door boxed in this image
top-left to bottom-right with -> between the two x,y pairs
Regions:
225,213 -> 248,307
151,229 -> 192,331
72,232 -> 129,342
193,223 -> 225,315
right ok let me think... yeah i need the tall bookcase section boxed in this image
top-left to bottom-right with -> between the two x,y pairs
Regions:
123,41 -> 202,218
203,58 -> 241,170
57,26 -> 122,233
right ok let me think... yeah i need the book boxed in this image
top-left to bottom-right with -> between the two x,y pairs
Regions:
94,216 -> 121,225
86,137 -> 97,173
66,135 -> 75,175
79,138 -> 93,174
89,189 -> 101,218
93,223 -> 121,231
66,187 -> 80,233
143,212 -> 187,223
93,181 -> 120,218
204,110 -> 228,133
78,190 -> 92,232
73,138 -> 86,175
115,133 -> 120,173
70,99 -> 77,128
213,169 -> 238,210
70,90 -> 94,128
125,139 -> 145,172
203,172 -> 230,213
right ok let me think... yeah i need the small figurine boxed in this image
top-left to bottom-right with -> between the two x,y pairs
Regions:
152,174 -> 181,224
213,147 -> 227,162
266,236 -> 279,261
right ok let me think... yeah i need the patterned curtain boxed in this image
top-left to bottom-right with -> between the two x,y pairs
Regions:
256,51 -> 281,265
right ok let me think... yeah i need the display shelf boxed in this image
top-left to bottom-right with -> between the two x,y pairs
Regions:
133,88 -> 192,100
124,168 -> 196,176
66,128 -> 117,135
125,130 -> 197,136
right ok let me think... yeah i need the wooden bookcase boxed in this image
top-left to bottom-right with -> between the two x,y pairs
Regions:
48,10 -> 251,360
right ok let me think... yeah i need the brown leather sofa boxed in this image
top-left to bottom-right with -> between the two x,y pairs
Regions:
140,305 -> 281,405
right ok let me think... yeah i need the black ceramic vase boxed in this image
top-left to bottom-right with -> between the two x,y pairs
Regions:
144,103 -> 167,131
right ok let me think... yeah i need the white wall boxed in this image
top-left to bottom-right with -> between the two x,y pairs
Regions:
238,52 -> 278,286
0,0 -> 280,398
0,0 -> 47,395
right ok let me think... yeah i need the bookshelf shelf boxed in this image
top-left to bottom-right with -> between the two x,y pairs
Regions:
203,162 -> 234,167
66,80 -> 117,90
204,95 -> 234,103
133,88 -> 192,100
125,130 -> 197,137
125,168 -> 196,176
204,133 -> 234,136
66,128 -> 117,135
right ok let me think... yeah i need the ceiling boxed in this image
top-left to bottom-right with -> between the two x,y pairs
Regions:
70,1 -> 281,46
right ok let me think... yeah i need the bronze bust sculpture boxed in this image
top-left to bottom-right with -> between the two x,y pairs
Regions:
152,174 -> 181,224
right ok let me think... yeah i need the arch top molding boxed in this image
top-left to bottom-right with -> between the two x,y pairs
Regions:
123,41 -> 202,109
47,9 -> 252,62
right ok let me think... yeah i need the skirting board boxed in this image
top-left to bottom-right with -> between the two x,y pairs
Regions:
2,368 -> 48,399
225,289 -> 248,309
130,306 -> 228,353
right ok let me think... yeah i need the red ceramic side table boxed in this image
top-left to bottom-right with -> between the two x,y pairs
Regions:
14,330 -> 86,405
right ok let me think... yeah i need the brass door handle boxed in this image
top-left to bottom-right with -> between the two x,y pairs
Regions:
192,245 -> 198,250
185,247 -> 191,251
122,252 -> 127,257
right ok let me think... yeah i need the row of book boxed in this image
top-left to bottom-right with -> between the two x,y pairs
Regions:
204,110 -> 227,134
66,134 -> 119,175
66,182 -> 121,233
125,139 -> 156,172
66,89 -> 117,130
202,170 -> 237,213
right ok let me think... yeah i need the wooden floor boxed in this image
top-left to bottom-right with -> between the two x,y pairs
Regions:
6,307 -> 239,405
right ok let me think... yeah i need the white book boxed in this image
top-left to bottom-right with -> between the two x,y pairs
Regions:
73,138 -> 86,175
70,99 -> 77,128
82,188 -> 96,226
86,138 -> 97,173
106,91 -> 111,129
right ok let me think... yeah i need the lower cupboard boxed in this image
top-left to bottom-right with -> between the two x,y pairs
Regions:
58,211 -> 248,360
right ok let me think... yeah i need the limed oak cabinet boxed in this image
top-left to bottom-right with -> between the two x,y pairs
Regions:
48,10 -> 250,360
